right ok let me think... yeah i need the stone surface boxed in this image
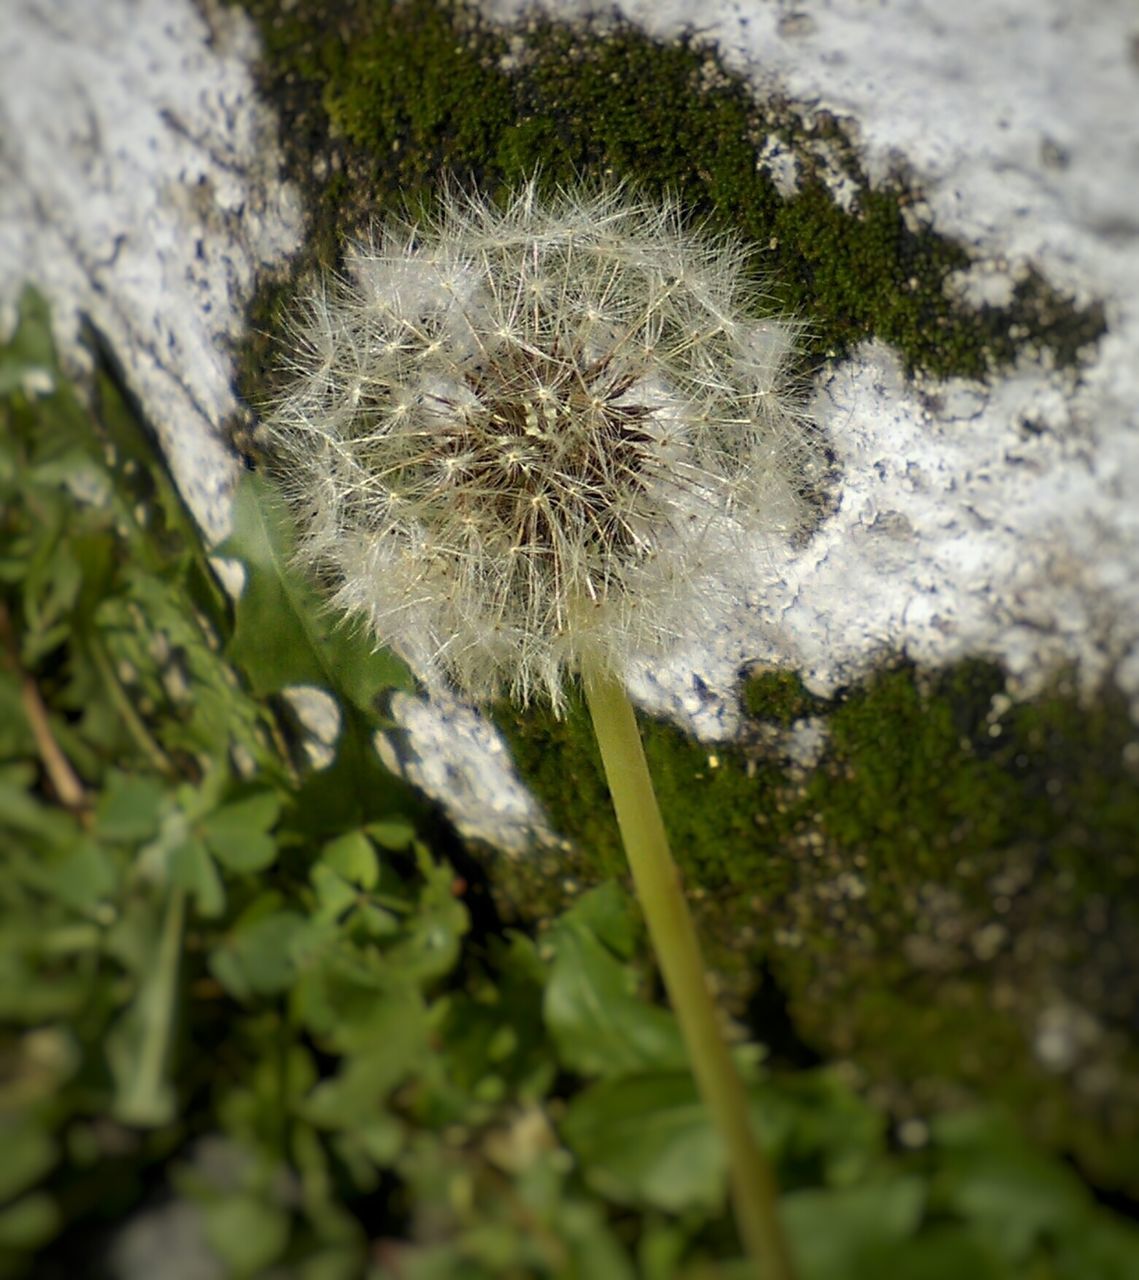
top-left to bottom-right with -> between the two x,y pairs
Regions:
3,0 -> 1138,837
0,0 -> 302,543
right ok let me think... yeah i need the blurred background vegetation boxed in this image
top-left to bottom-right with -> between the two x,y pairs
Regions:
2,0 -> 1136,1275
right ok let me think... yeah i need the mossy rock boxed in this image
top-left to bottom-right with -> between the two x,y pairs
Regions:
233,0 -> 1102,405
495,660 -> 1139,1198
232,0 -> 1133,1203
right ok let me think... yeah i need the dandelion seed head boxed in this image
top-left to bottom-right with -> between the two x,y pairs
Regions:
263,178 -> 815,711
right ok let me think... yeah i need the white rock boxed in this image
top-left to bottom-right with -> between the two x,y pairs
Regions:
0,0 -> 302,542
4,0 -> 1138,848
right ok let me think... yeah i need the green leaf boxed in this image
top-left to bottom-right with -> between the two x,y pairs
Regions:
561,1072 -> 724,1212
858,1228 -> 1009,1280
0,672 -> 36,757
353,1114 -> 404,1165
210,908 -> 306,1000
107,890 -> 185,1129
752,1069 -> 884,1185
202,1193 -> 290,1276
781,1178 -> 927,1280
22,538 -> 83,664
354,901 -> 400,938
95,772 -> 168,843
545,889 -> 686,1078
311,863 -> 361,921
565,881 -> 641,957
49,837 -> 117,910
1056,1215 -> 1139,1280
0,1193 -> 61,1251
930,1109 -> 1092,1261
304,1047 -> 416,1130
200,791 -> 281,874
0,1119 -> 57,1202
321,830 -> 380,888
169,838 -> 226,918
385,865 -> 467,985
0,765 -> 78,845
301,986 -> 430,1104
94,366 -> 216,585
0,289 -> 56,395
365,818 -> 416,851
218,472 -> 413,712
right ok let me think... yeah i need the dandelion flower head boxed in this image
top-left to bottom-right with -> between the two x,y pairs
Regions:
263,179 -> 812,710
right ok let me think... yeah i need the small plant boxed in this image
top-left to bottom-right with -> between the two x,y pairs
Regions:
263,177 -> 815,1277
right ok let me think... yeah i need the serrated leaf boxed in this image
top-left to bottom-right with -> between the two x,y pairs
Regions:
218,472 -> 413,713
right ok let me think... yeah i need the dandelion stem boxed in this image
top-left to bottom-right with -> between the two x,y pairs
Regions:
583,663 -> 795,1280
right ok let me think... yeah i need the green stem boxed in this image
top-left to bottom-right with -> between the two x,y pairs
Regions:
115,887 -> 185,1127
583,664 -> 795,1280
87,630 -> 176,777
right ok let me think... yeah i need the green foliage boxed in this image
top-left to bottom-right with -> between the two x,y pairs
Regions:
219,473 -> 413,712
502,657 -> 1139,1196
2,293 -> 1137,1277
545,886 -> 687,1077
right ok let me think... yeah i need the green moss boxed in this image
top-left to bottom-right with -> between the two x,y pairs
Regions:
807,663 -> 1139,1195
743,669 -> 829,726
810,662 -> 1139,1194
234,0 -> 1103,396
814,661 -> 1016,877
491,687 -> 799,925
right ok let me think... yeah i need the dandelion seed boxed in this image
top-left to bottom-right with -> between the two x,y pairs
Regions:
262,178 -> 812,712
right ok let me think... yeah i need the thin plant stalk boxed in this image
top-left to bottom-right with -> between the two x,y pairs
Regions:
583,663 -> 795,1280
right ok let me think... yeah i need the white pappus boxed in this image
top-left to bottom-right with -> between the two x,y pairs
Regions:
262,178 -> 815,711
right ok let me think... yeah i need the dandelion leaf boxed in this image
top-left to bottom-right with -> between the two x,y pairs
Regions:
220,472 -> 414,712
